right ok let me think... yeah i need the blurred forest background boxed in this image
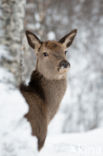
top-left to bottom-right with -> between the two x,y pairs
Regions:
0,0 -> 103,135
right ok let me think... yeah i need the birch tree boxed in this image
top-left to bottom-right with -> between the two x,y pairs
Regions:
0,0 -> 26,86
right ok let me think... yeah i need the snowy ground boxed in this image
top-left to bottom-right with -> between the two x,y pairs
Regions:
40,129 -> 103,156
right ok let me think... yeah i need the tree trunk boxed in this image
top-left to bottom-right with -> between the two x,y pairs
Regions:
0,0 -> 26,86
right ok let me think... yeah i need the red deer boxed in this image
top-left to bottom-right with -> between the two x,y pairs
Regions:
20,29 -> 77,151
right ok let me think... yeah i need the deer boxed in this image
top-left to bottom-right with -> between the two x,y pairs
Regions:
20,29 -> 77,151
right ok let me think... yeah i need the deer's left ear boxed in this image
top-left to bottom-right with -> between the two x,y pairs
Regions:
59,29 -> 77,49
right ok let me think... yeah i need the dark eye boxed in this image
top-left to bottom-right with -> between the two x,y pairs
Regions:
65,51 -> 67,55
43,52 -> 48,57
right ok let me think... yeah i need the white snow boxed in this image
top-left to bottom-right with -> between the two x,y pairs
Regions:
34,13 -> 41,22
40,129 -> 103,156
47,31 -> 56,40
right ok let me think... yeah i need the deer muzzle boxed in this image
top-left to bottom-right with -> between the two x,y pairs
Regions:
59,60 -> 70,69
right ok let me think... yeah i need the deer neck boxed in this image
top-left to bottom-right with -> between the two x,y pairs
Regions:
29,70 -> 67,122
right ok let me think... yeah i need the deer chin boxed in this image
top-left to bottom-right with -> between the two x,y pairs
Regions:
57,74 -> 66,80
58,66 -> 69,74
56,67 -> 69,80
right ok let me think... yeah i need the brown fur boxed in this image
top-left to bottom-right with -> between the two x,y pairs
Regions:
20,29 -> 77,151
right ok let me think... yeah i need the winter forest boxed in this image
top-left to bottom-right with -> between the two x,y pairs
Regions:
0,0 -> 103,155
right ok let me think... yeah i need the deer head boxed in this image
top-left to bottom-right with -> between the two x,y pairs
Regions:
26,29 -> 77,80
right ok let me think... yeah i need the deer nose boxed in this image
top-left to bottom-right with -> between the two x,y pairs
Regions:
59,60 -> 70,68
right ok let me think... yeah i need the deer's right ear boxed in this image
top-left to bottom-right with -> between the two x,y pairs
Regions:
26,30 -> 42,51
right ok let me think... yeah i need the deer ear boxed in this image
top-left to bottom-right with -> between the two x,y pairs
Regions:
26,30 -> 42,51
59,29 -> 77,49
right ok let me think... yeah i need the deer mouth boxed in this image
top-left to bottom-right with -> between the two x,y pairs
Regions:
57,65 -> 70,74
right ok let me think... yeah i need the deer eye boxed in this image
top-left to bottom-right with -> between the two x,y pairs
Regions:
43,52 -> 48,57
65,51 -> 67,55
